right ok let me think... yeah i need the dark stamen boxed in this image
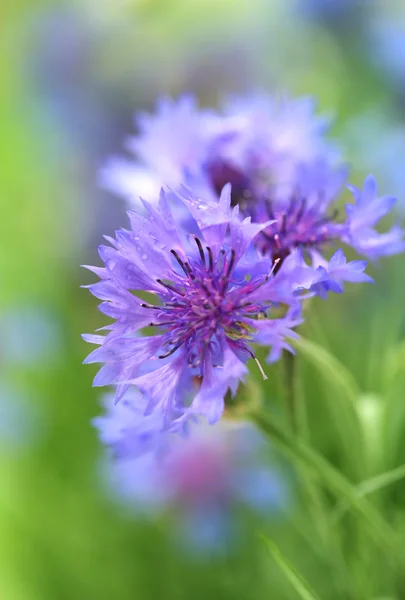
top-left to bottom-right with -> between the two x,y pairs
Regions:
170,249 -> 188,276
265,199 -> 275,220
206,246 -> 214,271
165,301 -> 189,308
295,197 -> 307,223
281,213 -> 287,235
226,249 -> 236,278
158,345 -> 181,359
140,303 -> 161,310
156,278 -> 185,297
184,262 -> 196,280
192,235 -> 206,266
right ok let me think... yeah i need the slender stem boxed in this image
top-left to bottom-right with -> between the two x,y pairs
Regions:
283,352 -> 297,433
250,410 -> 397,551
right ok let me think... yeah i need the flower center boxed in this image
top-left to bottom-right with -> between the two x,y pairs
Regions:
207,158 -> 340,266
141,237 -> 269,376
206,160 -> 253,208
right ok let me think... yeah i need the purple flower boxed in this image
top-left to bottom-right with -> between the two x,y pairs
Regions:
223,161 -> 403,266
100,93 -> 336,207
94,389 -> 286,551
100,95 -> 217,204
307,249 -> 373,300
344,175 -> 405,260
101,94 -> 403,270
83,185 -> 307,429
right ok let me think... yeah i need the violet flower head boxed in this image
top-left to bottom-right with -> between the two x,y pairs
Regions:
101,93 -> 403,274
225,161 -> 404,269
94,390 -> 286,551
307,249 -> 373,300
100,93 -> 336,206
344,175 -> 405,260
100,95 -> 216,204
83,185 -> 307,429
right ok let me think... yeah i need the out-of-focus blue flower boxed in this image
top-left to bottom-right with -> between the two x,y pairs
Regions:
83,185 -> 311,429
101,94 -> 403,272
100,93 -> 337,206
367,14 -> 405,91
101,95 -> 217,203
0,382 -> 42,450
306,249 -> 373,300
94,390 -> 286,552
344,176 -> 405,259
0,307 -> 61,367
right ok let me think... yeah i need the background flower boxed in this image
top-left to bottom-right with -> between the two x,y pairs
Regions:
94,389 -> 286,552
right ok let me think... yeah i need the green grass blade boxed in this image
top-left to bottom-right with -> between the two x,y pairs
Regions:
252,412 -> 399,552
293,337 -> 360,407
260,534 -> 322,600
293,337 -> 366,476
332,463 -> 405,522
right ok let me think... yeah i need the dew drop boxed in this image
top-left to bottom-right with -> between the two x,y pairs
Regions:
142,253 -> 148,260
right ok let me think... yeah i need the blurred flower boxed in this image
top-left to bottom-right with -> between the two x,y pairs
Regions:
83,185 -> 310,429
367,12 -> 405,94
0,306 -> 61,367
0,382 -> 42,450
101,93 -> 338,206
100,95 -> 216,203
306,249 -> 373,300
102,93 -> 403,267
344,175 -> 405,259
292,0 -> 370,32
94,390 -> 286,552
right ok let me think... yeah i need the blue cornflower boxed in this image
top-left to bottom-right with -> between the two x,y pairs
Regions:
236,165 -> 405,264
94,389 -> 286,552
101,93 -> 404,271
305,249 -> 374,300
344,175 -> 405,259
83,185 -> 309,428
100,95 -> 217,204
100,93 -> 336,206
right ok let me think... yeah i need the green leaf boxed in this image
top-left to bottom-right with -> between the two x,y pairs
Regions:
332,463 -> 405,522
293,337 -> 360,408
260,534 -> 322,600
293,337 -> 366,476
252,412 -> 399,553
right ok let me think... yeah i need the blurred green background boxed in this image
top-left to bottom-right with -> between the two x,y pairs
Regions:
2,0 -> 405,598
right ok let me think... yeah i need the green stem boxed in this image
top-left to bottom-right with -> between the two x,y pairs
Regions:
283,352 -> 297,433
250,410 -> 398,552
